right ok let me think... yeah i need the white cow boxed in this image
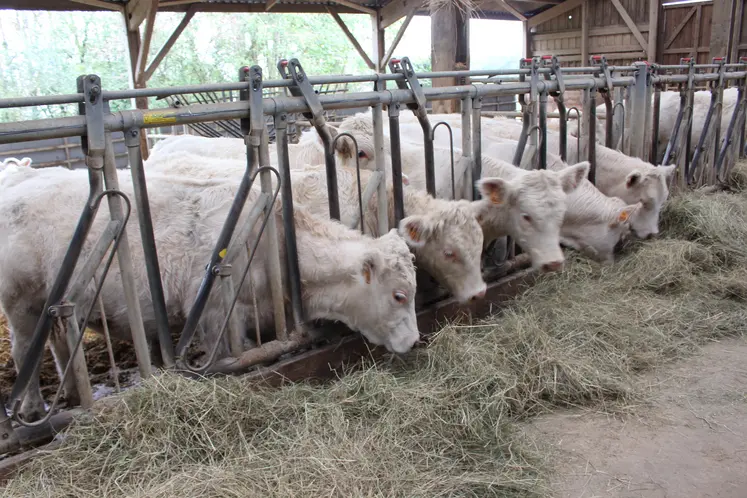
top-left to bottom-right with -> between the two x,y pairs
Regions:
388,122 -> 640,263
144,151 -> 490,303
0,164 -> 420,421
333,113 -> 590,272
0,156 -> 32,171
414,114 -> 673,240
149,130 -> 326,168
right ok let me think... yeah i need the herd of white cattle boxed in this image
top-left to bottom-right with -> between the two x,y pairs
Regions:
0,88 -> 733,421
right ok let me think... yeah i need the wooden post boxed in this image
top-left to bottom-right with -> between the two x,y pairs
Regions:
372,11 -> 385,72
710,0 -> 736,61
648,0 -> 661,62
522,20 -> 531,58
581,0 -> 589,65
431,5 -> 469,113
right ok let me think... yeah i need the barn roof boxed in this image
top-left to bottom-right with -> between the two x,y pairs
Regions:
0,0 -> 563,24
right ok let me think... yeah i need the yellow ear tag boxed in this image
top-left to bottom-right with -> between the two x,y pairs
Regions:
489,191 -> 502,205
618,211 -> 630,223
219,248 -> 227,259
408,226 -> 421,242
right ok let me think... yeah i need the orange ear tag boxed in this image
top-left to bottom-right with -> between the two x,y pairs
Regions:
618,210 -> 630,222
408,226 -> 421,242
489,191 -> 502,205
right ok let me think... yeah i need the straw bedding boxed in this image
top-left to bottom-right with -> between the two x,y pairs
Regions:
3,165 -> 747,498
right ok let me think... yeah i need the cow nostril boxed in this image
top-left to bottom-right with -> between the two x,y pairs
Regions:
646,233 -> 656,240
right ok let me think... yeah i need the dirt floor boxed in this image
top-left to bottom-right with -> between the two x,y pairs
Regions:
525,337 -> 747,498
0,315 -> 139,405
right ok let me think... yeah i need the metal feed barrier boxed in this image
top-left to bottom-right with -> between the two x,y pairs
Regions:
0,55 -> 746,458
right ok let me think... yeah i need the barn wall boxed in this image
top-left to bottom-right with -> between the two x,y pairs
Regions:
527,0 -> 729,68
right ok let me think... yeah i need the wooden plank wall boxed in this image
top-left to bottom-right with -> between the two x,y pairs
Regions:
732,0 -> 747,60
658,1 -> 713,64
530,0 -> 654,67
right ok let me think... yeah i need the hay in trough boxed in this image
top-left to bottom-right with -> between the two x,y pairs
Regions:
5,174 -> 747,498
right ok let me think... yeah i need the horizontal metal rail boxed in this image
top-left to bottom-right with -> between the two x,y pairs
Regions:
0,76 -> 636,145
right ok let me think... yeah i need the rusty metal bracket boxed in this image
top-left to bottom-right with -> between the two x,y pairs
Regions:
389,57 -> 427,115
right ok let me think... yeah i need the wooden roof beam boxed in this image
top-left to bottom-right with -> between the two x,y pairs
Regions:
527,0 -> 583,28
68,0 -> 123,11
327,7 -> 376,70
380,4 -> 416,67
496,0 -> 527,21
380,0 -> 424,29
332,0 -> 376,15
143,5 -> 196,82
136,0 -> 159,84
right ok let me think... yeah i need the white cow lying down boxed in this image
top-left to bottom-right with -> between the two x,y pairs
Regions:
0,164 -> 420,422
144,151 -> 488,303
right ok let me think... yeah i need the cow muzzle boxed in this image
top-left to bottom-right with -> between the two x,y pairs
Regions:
540,260 -> 564,273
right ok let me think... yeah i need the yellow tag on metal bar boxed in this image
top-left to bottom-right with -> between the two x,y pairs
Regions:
143,113 -> 177,126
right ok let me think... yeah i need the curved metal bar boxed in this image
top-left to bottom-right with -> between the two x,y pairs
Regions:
688,92 -> 719,183
332,132 -> 365,232
13,189 -> 132,427
432,121 -> 456,199
525,124 -> 545,169
179,167 -> 282,375
567,106 -> 581,161
611,101 -> 626,152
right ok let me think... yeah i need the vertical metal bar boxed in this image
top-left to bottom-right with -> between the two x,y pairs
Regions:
709,71 -> 725,185
371,90 -> 389,234
252,69 -> 287,342
418,114 -> 436,197
512,115 -> 531,166
581,88 -> 592,163
471,97 -> 483,200
613,74 -> 625,151
0,391 -> 19,455
64,310 -> 93,409
716,88 -> 745,176
274,114 -> 305,331
689,91 -> 717,183
557,100 -> 568,161
102,132 -> 152,379
388,103 -> 406,226
603,94 -> 613,148
461,96 -> 473,200
651,85 -> 661,164
663,93 -> 686,166
538,91 -> 548,170
124,128 -> 174,368
630,64 -> 649,158
588,92 -> 597,184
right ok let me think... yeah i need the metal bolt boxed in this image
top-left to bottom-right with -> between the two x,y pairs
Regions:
89,75 -> 96,82
130,129 -> 138,137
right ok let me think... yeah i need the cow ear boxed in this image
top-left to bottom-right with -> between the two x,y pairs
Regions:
360,252 -> 380,285
610,203 -> 640,227
626,171 -> 643,188
558,161 -> 589,194
398,215 -> 432,248
476,177 -> 513,206
658,164 -> 676,179
19,157 -> 32,168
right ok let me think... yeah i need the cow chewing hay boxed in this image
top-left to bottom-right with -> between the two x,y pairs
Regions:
4,164 -> 747,498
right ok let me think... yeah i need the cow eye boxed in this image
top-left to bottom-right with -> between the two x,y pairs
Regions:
444,249 -> 457,261
522,213 -> 532,223
358,150 -> 367,159
393,291 -> 408,304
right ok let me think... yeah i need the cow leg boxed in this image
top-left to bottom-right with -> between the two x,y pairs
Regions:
7,308 -> 48,422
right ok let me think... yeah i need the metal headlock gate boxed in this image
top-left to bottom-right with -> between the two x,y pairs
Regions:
0,54 -> 746,458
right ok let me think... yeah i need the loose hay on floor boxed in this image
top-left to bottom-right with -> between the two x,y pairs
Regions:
4,172 -> 747,498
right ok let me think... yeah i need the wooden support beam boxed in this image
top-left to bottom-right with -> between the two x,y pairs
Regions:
380,6 -> 416,68
68,0 -> 124,11
710,0 -> 735,60
523,20 -> 531,58
126,0 -> 151,31
731,0 -> 744,62
265,0 -> 279,11
610,0 -> 648,50
136,0 -> 159,85
372,11 -> 386,73
332,0 -> 376,15
496,0 -> 527,21
380,0 -> 424,29
328,8 -> 376,70
431,4 -> 470,113
143,6 -> 196,82
124,13 -> 151,159
159,0 -> 198,6
693,3 -> 702,60
527,0 -> 583,28
663,6 -> 696,50
647,0 -> 661,62
581,0 -> 589,64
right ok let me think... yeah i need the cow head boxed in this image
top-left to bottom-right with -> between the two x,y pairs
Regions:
332,229 -> 420,354
473,161 -> 590,273
397,199 -> 487,304
622,164 -> 675,239
333,113 -> 377,170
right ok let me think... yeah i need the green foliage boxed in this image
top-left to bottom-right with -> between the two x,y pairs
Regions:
0,10 -> 431,121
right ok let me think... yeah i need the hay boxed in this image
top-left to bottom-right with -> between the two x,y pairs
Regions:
5,181 -> 747,498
